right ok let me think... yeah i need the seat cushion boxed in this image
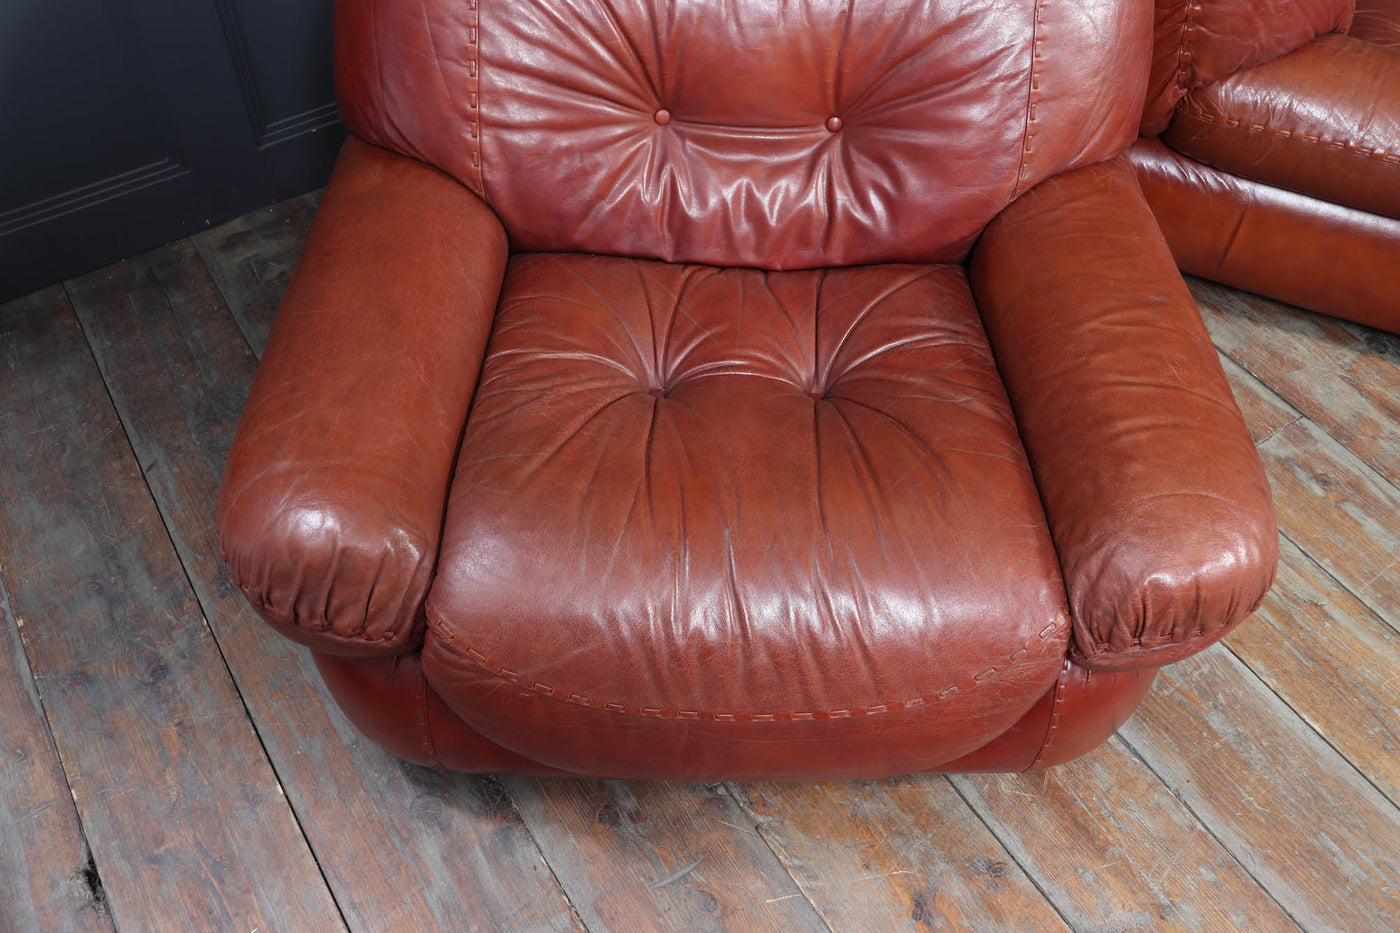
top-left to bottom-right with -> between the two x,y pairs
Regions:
423,254 -> 1071,779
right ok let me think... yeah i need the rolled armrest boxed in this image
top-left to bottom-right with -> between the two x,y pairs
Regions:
970,154 -> 1278,671
1165,34 -> 1400,220
217,136 -> 508,656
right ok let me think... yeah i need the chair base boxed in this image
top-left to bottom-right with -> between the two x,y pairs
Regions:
1130,137 -> 1400,334
313,651 -> 1156,778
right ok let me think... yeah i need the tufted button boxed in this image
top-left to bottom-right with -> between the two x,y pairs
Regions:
825,115 -> 843,132
653,109 -> 671,126
648,387 -> 666,398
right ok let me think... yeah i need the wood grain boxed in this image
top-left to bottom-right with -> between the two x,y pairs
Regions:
730,777 -> 1069,931
0,286 -> 343,931
66,244 -> 582,932
0,576 -> 112,933
503,778 -> 826,932
1217,353 -> 1300,445
1253,417 -> 1400,634
952,740 -> 1295,932
1119,645 -> 1400,931
192,191 -> 320,356
1226,536 -> 1400,808
1194,277 -> 1400,488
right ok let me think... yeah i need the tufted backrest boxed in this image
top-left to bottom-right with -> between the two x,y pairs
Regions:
1142,0 -> 1355,133
337,0 -> 1151,269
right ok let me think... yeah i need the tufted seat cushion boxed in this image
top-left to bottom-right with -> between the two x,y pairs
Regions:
420,254 -> 1072,779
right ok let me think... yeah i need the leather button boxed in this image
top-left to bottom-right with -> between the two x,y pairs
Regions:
653,109 -> 671,126
825,115 -> 843,132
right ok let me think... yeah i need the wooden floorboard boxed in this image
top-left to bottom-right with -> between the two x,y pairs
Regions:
64,242 -> 582,932
1,196 -> 1397,931
0,573 -> 112,933
0,287 -> 342,931
1119,646 -> 1400,931
730,777 -> 1072,931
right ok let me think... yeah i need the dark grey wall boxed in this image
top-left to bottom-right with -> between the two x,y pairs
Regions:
0,0 -> 344,300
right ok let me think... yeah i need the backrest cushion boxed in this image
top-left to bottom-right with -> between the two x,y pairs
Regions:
1142,0 -> 1355,133
338,0 -> 1151,268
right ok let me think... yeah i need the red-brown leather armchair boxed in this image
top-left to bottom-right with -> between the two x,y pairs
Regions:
216,0 -> 1278,780
1131,0 -> 1400,332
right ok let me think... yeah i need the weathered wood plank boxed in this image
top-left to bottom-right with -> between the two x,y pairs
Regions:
1252,417 -> 1400,634
67,244 -> 582,932
1217,353 -> 1301,445
1193,276 -> 1400,489
951,740 -> 1296,932
502,778 -> 827,932
1226,536 -> 1400,808
728,777 -> 1068,931
0,286 -> 343,931
0,577 -> 112,933
192,191 -> 320,356
1119,645 -> 1400,930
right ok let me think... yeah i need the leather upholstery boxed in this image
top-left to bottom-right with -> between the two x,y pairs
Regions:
219,138 -> 507,656
1165,34 -> 1400,220
1131,137 -> 1400,333
337,0 -> 1150,269
1136,0 -> 1400,331
1143,0 -> 1353,133
218,0 -> 1280,777
421,255 -> 1071,778
971,154 -> 1277,671
1352,0 -> 1400,47
936,661 -> 1158,772
316,652 -> 1156,777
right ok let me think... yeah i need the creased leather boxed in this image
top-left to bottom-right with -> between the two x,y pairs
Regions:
339,0 -> 1149,269
217,137 -> 508,656
1352,0 -> 1400,48
1131,136 -> 1400,332
422,255 -> 1072,779
1166,35 -> 1400,221
1143,0 -> 1353,133
971,154 -> 1278,672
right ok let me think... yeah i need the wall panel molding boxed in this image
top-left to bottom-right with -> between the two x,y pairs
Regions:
0,158 -> 189,238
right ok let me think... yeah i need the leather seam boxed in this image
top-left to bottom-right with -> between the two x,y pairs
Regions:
1174,0 -> 1201,94
467,0 -> 484,197
1178,105 -> 1400,164
427,613 -> 1066,722
413,661 -> 441,766
1011,0 -> 1045,198
1026,662 -> 1071,770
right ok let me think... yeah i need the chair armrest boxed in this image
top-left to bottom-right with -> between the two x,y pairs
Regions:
1164,34 -> 1400,220
969,154 -> 1278,671
217,137 -> 508,657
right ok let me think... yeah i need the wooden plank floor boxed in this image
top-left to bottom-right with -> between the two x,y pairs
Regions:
1,194 -> 1398,932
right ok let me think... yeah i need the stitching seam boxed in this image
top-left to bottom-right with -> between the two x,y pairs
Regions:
467,0 -> 484,197
1027,662 -> 1070,769
1011,0 -> 1046,198
1174,0 -> 1201,95
1181,105 -> 1400,164
428,615 -> 1066,722
413,661 -> 441,765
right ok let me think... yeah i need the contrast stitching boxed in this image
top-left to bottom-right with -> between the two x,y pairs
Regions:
1174,0 -> 1202,95
428,616 -> 1066,722
1011,0 -> 1046,198
1027,662 -> 1070,769
413,661 -> 441,765
1180,105 -> 1400,164
466,0 -> 484,196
